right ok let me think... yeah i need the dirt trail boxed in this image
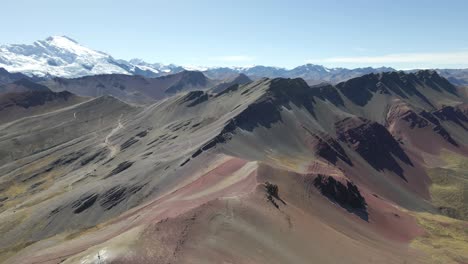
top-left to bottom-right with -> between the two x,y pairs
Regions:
104,114 -> 124,158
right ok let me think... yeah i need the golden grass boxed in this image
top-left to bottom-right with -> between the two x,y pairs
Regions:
1,155 -> 68,211
64,226 -> 100,241
426,150 -> 468,220
0,209 -> 29,237
0,240 -> 35,263
410,150 -> 468,263
411,212 -> 468,264
0,155 -> 73,261
441,150 -> 468,171
265,152 -> 324,174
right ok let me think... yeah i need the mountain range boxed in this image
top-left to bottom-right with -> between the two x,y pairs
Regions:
3,36 -> 468,86
42,70 -> 215,104
0,36 -> 468,264
0,68 -> 467,263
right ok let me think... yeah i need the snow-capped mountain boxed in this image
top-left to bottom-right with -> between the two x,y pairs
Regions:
127,59 -> 185,76
201,64 -> 396,84
0,36 -> 130,78
0,36 -> 185,78
0,36 -> 396,82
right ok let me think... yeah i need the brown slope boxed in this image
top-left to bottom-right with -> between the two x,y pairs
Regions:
386,100 -> 460,152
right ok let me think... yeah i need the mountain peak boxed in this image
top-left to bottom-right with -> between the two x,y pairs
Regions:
0,67 -> 9,74
45,35 -> 79,44
234,73 -> 252,82
129,58 -> 146,65
375,70 -> 444,83
38,35 -> 105,58
0,36 -> 131,78
415,69 -> 440,79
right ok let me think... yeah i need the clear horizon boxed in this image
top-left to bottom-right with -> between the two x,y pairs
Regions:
2,0 -> 468,70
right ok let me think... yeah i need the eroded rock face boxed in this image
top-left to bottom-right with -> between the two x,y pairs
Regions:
413,110 -> 460,146
388,103 -> 468,147
433,105 -> 468,130
386,103 -> 459,146
308,83 -> 345,107
313,175 -> 367,220
302,127 -> 353,166
336,117 -> 413,179
315,134 -> 352,166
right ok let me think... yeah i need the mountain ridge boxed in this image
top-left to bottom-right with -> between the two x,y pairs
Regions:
3,36 -> 468,86
1,69 -> 467,263
0,36 -> 407,82
41,69 -> 215,104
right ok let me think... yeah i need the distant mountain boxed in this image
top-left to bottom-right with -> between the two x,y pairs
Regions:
161,70 -> 214,94
297,65 -> 396,85
210,73 -> 252,93
126,59 -> 186,78
0,36 -> 183,78
236,65 -> 290,79
42,70 -> 215,104
203,64 -> 396,84
0,36 -> 128,78
4,36 -> 468,88
0,36 -> 396,82
0,67 -> 30,85
0,84 -> 86,124
435,69 -> 468,86
0,78 -> 50,94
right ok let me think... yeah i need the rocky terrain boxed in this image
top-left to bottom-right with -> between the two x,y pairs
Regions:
0,69 -> 467,263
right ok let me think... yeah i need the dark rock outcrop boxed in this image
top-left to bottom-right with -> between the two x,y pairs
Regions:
264,182 -> 286,209
313,175 -> 368,220
433,105 -> 468,130
106,161 -> 134,178
336,117 -> 413,179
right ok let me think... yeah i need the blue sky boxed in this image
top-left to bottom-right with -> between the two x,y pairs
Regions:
2,0 -> 468,69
